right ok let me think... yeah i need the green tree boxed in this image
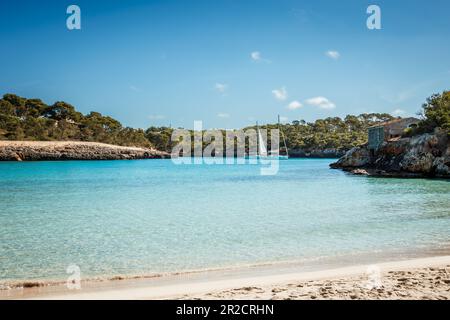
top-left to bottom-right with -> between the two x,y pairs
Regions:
43,101 -> 83,122
24,99 -> 48,118
417,91 -> 450,135
0,100 -> 16,116
145,126 -> 174,152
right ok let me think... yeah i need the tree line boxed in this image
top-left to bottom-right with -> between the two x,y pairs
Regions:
0,94 -> 150,147
1,91 -> 448,152
139,91 -> 450,153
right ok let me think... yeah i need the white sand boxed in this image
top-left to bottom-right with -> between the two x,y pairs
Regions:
14,255 -> 450,300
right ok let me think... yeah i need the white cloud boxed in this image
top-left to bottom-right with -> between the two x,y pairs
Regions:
287,100 -> 303,110
217,113 -> 230,118
305,96 -> 336,110
272,87 -> 288,101
250,51 -> 270,63
251,51 -> 261,61
326,50 -> 340,60
279,116 -> 289,123
392,109 -> 407,117
148,115 -> 165,120
215,83 -> 228,94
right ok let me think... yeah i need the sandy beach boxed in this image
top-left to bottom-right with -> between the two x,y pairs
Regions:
1,255 -> 448,300
184,260 -> 450,300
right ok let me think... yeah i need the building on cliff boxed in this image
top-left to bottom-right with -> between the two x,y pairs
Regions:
368,117 -> 420,151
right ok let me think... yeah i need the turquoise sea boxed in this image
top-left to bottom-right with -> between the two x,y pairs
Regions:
0,159 -> 449,283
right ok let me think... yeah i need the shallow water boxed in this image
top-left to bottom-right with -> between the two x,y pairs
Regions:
0,159 -> 449,282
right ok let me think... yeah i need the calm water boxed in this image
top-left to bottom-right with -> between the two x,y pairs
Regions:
0,159 -> 449,283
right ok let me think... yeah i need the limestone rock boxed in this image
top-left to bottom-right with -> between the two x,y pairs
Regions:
400,152 -> 434,173
0,141 -> 170,161
351,169 -> 370,175
330,129 -> 449,178
329,146 -> 370,168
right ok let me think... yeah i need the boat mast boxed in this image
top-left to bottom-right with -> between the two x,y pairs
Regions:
278,115 -> 289,157
256,121 -> 259,156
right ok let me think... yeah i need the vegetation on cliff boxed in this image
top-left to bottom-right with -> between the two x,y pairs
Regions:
0,94 -> 150,147
413,91 -> 450,136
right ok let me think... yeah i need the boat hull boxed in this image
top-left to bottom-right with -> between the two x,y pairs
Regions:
245,155 -> 289,160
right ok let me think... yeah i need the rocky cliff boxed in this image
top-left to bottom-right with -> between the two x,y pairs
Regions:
330,129 -> 450,178
0,141 -> 170,161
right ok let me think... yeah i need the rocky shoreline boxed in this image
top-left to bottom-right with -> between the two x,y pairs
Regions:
289,148 -> 346,158
0,141 -> 170,161
330,129 -> 450,178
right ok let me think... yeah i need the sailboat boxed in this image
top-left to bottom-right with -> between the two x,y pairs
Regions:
273,115 -> 289,160
249,116 -> 289,160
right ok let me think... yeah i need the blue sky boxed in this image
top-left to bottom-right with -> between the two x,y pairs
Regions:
0,0 -> 449,129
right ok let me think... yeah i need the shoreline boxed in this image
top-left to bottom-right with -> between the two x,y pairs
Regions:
0,140 -> 170,161
2,254 -> 450,300
0,140 -> 349,162
2,245 -> 448,290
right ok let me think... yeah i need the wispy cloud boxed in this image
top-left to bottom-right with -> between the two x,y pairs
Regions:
148,115 -> 165,120
381,92 -> 412,104
287,100 -> 303,110
305,96 -> 336,110
380,76 -> 447,105
380,83 -> 433,104
325,50 -> 340,60
392,109 -> 407,117
290,8 -> 309,23
272,87 -> 288,101
130,85 -> 141,92
217,113 -> 230,118
215,83 -> 228,94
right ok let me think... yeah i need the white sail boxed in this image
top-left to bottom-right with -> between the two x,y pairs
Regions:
258,129 -> 268,157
